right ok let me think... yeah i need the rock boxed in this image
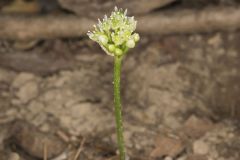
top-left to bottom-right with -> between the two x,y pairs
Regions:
11,99 -> 22,105
53,76 -> 69,87
193,140 -> 209,155
5,108 -> 18,116
40,89 -> 58,102
0,68 -> 15,83
9,120 -> 66,159
207,34 -> 222,48
27,101 -> 45,115
70,103 -> 93,118
12,72 -> 36,88
164,156 -> 173,160
164,115 -> 182,129
150,134 -> 185,158
31,112 -> 48,126
182,115 -> 214,139
16,81 -> 39,103
39,123 -> 50,132
59,115 -> 72,127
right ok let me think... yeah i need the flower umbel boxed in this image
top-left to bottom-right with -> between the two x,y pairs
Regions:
87,7 -> 140,56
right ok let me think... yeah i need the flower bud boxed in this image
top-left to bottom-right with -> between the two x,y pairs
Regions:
98,35 -> 108,45
108,44 -> 115,52
115,48 -> 123,56
126,39 -> 135,48
133,33 -> 140,42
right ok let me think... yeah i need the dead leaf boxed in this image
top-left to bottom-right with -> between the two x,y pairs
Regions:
8,119 -> 66,159
150,134 -> 185,158
182,115 -> 214,139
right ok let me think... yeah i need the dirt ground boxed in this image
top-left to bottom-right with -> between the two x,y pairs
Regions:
0,0 -> 240,160
0,31 -> 239,160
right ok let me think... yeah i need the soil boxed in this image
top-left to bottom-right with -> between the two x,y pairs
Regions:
0,32 -> 239,160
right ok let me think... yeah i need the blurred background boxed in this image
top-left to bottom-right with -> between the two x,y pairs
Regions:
0,0 -> 240,160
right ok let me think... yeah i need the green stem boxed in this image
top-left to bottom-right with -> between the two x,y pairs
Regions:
114,56 -> 125,160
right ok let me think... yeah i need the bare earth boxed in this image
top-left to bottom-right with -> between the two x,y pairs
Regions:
0,32 -> 239,160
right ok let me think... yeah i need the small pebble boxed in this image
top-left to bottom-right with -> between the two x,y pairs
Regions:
193,140 -> 209,155
8,152 -> 20,160
164,156 -> 173,160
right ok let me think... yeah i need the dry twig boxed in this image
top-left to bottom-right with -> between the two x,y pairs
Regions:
0,7 -> 240,40
44,142 -> 48,160
56,130 -> 70,143
73,138 -> 86,160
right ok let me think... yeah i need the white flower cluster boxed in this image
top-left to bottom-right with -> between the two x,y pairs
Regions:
87,7 -> 140,56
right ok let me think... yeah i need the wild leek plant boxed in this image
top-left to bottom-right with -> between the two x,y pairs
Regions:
87,7 -> 140,160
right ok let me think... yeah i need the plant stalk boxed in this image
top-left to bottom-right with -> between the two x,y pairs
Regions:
113,56 -> 125,160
